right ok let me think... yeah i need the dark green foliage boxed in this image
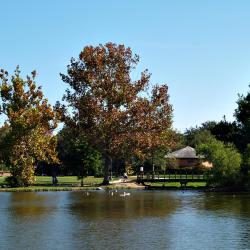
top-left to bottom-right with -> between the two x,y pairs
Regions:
131,147 -> 169,173
203,119 -> 239,146
0,124 -> 10,168
5,176 -> 25,187
234,88 -> 250,151
185,119 -> 240,150
57,126 -> 103,178
235,89 -> 250,127
241,144 -> 250,184
184,127 -> 215,148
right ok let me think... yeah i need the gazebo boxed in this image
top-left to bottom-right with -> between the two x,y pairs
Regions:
165,146 -> 203,168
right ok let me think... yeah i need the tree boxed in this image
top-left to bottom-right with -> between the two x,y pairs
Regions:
0,67 -> 59,186
201,119 -> 239,147
235,87 -> 250,151
184,127 -> 215,148
241,144 -> 250,185
60,43 -> 175,184
57,125 -> 103,181
197,138 -> 242,187
185,119 -> 239,150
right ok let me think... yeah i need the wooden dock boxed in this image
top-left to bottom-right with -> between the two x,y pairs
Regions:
137,171 -> 207,187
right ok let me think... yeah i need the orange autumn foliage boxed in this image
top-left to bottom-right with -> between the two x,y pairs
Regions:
0,67 -> 59,186
60,43 -> 176,184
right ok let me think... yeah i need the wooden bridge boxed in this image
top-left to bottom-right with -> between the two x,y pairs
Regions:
137,171 -> 207,187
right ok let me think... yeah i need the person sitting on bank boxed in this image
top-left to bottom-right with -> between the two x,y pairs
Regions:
123,172 -> 128,182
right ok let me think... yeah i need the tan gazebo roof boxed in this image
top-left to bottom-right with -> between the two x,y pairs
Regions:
165,146 -> 200,159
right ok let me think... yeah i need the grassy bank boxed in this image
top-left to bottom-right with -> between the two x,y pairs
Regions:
0,175 -> 208,192
0,176 -> 137,192
0,176 -> 103,186
35,176 -> 104,185
0,186 -> 98,192
0,176 -> 104,191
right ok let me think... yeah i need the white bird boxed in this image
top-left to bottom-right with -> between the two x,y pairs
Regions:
120,191 -> 130,197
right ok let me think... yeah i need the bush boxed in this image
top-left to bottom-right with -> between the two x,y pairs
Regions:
197,138 -> 242,187
5,176 -> 26,187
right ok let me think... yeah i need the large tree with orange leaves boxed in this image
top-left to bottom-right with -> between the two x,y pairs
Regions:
61,43 -> 175,184
0,67 -> 59,186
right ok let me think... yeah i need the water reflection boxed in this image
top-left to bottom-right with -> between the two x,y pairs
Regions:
182,192 -> 250,218
1,191 -> 250,250
7,192 -> 52,218
68,191 -> 179,219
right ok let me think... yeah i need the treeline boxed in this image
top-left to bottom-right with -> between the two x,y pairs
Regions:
0,43 -> 176,186
1,43 -> 250,189
179,89 -> 250,188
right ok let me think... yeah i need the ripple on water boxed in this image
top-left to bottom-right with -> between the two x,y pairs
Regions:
0,191 -> 250,250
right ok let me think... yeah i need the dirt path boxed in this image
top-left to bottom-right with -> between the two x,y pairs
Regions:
109,179 -> 145,189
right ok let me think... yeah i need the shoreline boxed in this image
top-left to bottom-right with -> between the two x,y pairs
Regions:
1,184 -> 249,193
0,178 -> 249,192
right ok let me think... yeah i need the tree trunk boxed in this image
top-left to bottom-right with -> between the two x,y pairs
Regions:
102,156 -> 111,185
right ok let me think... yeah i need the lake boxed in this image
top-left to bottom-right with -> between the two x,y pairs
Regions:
0,190 -> 250,250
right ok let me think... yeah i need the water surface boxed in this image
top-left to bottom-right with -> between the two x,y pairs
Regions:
1,190 -> 250,250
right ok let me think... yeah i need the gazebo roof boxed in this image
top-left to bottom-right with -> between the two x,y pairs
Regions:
165,146 -> 200,159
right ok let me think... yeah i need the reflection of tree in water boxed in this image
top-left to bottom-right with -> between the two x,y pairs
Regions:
8,192 -> 58,218
68,191 -> 179,220
67,191 -> 180,250
187,193 -> 250,249
196,193 -> 250,218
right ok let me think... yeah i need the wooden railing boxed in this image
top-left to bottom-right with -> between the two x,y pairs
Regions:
137,170 -> 208,184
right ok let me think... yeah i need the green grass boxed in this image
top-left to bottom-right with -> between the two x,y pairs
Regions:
0,175 -> 105,191
0,175 -> 118,188
0,175 -> 104,187
0,186 -> 97,192
0,176 -> 5,185
0,175 -> 141,192
0,175 -> 207,191
35,176 -> 104,185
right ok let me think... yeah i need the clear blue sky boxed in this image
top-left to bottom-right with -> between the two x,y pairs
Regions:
1,0 -> 250,131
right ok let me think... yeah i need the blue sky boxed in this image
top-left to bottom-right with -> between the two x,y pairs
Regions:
1,0 -> 250,131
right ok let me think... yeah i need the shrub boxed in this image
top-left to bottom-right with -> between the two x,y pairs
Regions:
197,138 -> 242,187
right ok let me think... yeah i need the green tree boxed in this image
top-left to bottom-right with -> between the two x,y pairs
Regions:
202,119 -> 239,148
185,119 -> 239,150
197,138 -> 242,187
57,126 -> 103,181
241,144 -> 250,183
60,43 -> 175,184
184,127 -> 215,148
0,67 -> 59,186
235,87 -> 250,151
0,124 -> 10,173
